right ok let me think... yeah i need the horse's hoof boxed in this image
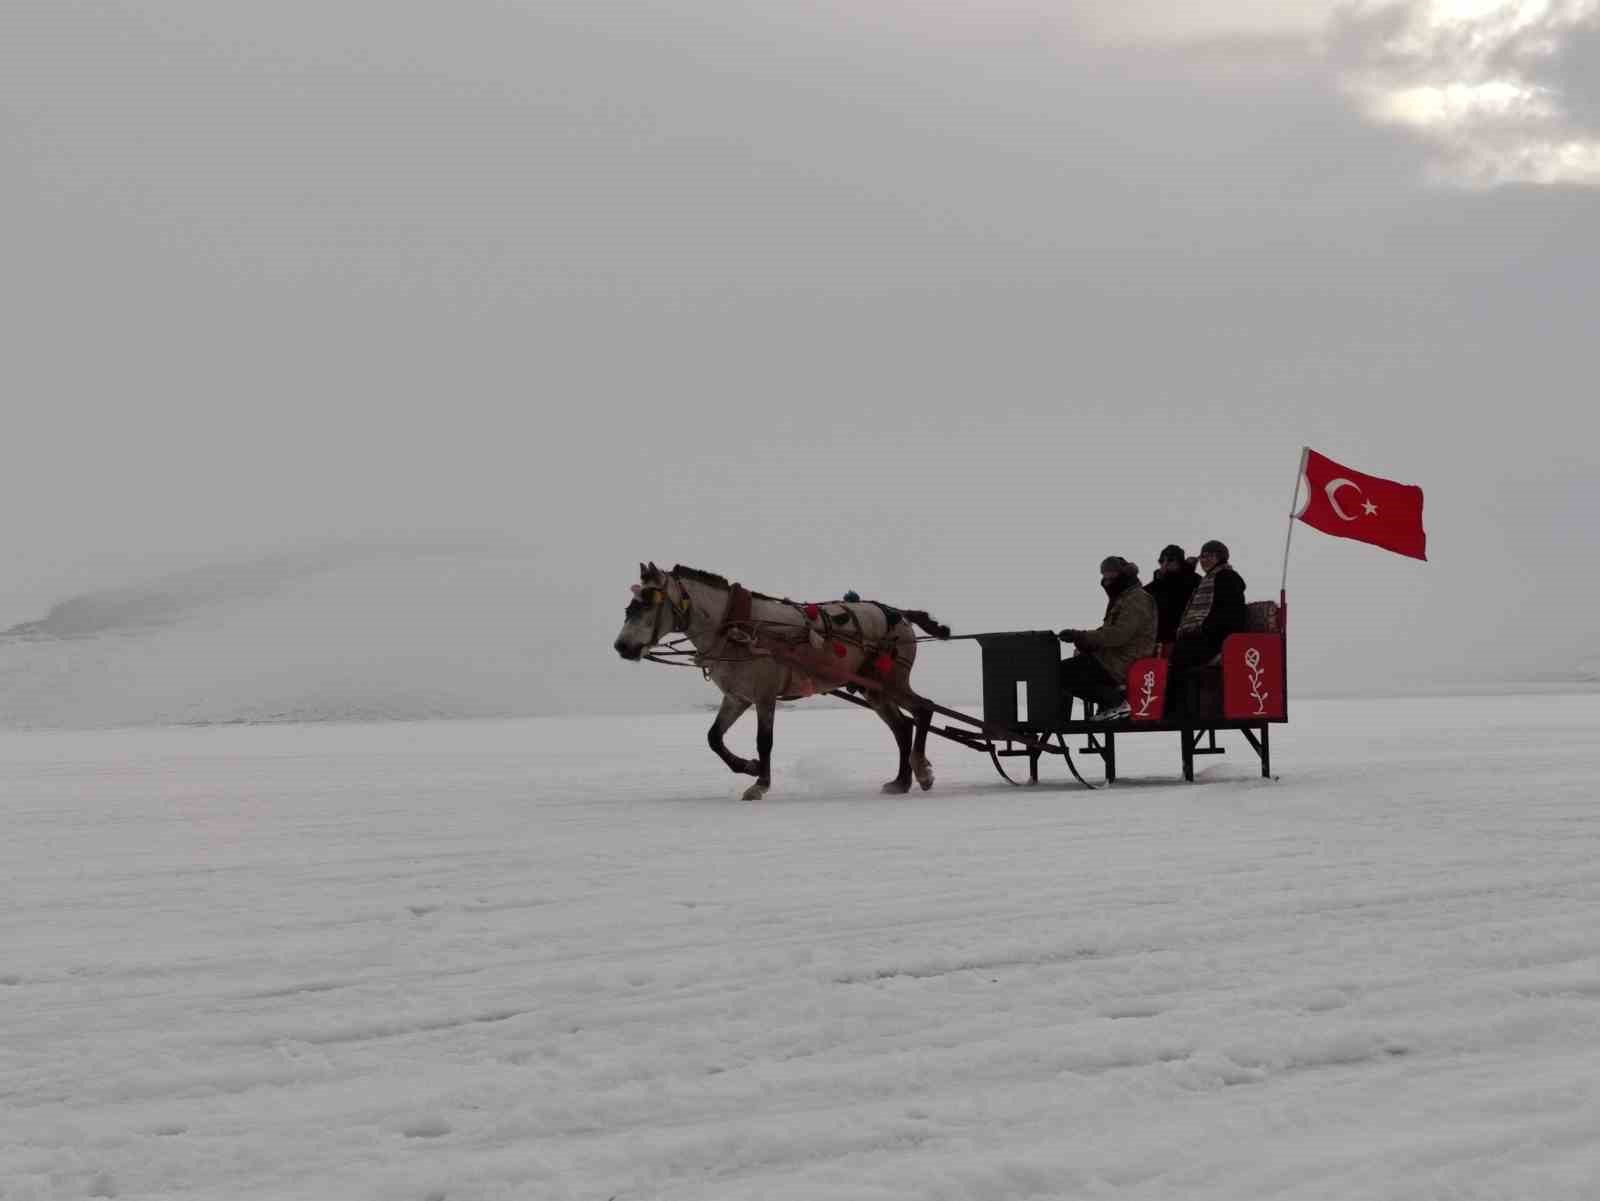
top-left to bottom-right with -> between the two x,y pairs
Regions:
742,782 -> 768,801
881,779 -> 911,795
914,759 -> 935,791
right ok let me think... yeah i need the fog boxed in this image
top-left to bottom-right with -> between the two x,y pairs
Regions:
4,0 -> 1596,725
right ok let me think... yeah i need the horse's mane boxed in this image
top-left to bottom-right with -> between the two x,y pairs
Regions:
672,565 -> 788,603
670,564 -> 731,589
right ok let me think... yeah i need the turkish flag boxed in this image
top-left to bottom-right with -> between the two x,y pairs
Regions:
1296,449 -> 1427,561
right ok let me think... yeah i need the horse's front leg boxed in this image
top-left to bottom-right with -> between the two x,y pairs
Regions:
742,699 -> 776,801
707,695 -> 757,779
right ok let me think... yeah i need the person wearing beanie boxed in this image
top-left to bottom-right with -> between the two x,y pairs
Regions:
1057,556 -> 1156,722
1168,539 -> 1248,714
1144,543 -> 1201,652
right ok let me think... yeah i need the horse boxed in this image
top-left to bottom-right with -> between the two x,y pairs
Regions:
612,562 -> 950,800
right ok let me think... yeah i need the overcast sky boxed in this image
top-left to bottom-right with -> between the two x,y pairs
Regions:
4,0 -> 1598,716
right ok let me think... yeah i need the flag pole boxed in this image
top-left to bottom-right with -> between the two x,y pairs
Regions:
1280,446 -> 1309,631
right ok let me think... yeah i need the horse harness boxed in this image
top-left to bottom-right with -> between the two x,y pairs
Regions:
711,582 -> 910,680
640,572 -> 910,675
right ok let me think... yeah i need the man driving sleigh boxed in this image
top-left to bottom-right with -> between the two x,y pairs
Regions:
1057,555 -> 1157,723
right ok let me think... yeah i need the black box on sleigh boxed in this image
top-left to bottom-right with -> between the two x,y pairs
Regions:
977,631 -> 1063,732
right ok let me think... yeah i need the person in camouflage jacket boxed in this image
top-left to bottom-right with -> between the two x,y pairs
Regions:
1059,556 -> 1157,718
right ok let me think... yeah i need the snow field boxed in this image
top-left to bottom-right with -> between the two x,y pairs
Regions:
3,695 -> 1599,1200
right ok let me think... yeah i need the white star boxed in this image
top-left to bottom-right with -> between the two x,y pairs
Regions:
1362,499 -> 1378,517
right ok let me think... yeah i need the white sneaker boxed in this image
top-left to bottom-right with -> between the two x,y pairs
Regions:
1094,700 -> 1132,722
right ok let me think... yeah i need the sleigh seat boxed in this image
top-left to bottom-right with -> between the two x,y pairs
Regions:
1136,600 -> 1284,722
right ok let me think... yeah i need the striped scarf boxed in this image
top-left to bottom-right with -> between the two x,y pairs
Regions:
1176,569 -> 1218,638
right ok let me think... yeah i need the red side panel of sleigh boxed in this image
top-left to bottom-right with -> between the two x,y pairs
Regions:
1221,634 -> 1284,720
1126,658 -> 1169,722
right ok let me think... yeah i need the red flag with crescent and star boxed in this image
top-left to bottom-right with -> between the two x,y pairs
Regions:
1295,449 -> 1427,560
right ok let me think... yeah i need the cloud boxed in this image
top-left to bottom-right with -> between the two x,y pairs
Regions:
1542,12 -> 1600,116
1334,0 -> 1600,185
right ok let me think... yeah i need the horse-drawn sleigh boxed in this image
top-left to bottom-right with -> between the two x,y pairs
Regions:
613,562 -> 1287,799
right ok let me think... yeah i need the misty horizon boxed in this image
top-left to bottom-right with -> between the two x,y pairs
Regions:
5,0 -> 1598,726
0,536 -> 1592,730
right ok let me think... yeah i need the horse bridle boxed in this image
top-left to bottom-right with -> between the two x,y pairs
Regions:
640,574 -> 693,646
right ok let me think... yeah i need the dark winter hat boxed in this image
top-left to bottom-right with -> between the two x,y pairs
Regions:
1159,544 -> 1186,564
1099,555 -> 1139,576
1200,539 -> 1230,562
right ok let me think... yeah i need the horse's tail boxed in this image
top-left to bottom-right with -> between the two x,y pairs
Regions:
900,609 -> 951,640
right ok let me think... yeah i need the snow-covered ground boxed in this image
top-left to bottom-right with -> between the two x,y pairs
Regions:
5,694 -> 1600,1201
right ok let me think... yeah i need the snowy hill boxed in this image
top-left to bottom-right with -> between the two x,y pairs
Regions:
0,545 -> 696,729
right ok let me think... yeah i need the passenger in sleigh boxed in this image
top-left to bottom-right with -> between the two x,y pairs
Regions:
1058,556 -> 1156,722
1144,543 -> 1200,656
1168,539 -> 1247,716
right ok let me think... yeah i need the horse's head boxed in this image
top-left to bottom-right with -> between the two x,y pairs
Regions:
613,561 -> 674,661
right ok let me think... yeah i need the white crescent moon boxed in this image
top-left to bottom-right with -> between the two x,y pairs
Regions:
1325,478 -> 1362,521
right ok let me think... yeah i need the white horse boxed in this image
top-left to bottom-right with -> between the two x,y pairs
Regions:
612,563 -> 950,800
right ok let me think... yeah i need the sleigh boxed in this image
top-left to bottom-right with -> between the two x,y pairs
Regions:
965,599 -> 1286,786
622,560 -> 1290,793
822,596 -> 1288,788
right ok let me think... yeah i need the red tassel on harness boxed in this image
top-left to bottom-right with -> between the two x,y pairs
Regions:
831,642 -> 847,658
804,603 -> 820,621
873,652 -> 894,675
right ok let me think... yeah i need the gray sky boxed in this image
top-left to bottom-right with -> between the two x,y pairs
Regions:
4,0 -> 1598,718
